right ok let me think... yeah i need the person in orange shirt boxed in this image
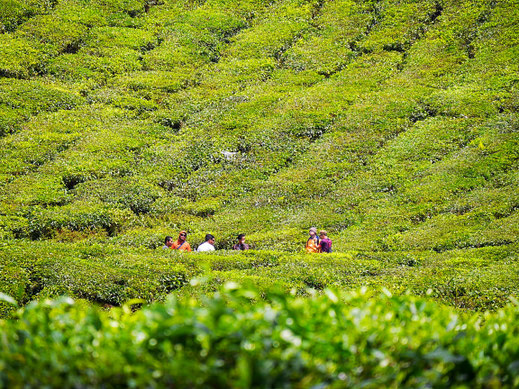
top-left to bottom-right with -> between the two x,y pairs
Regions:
305,227 -> 320,253
171,231 -> 192,252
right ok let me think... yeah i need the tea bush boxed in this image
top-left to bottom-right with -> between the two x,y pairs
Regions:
0,241 -> 517,318
0,78 -> 85,116
0,106 -> 27,137
85,26 -> 157,50
281,0 -> 371,75
16,14 -> 89,53
0,241 -> 196,308
31,253 -> 190,305
0,0 -> 56,33
0,34 -> 50,79
1,286 -> 519,387
47,49 -> 144,83
19,202 -> 133,239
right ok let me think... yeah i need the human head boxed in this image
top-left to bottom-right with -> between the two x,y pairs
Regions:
178,230 -> 187,242
164,236 -> 173,247
237,234 -> 246,243
309,227 -> 317,237
319,230 -> 327,238
205,234 -> 215,245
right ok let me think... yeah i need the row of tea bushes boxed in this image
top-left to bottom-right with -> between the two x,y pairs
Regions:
1,285 -> 519,387
1,241 -> 517,317
0,241 -> 195,317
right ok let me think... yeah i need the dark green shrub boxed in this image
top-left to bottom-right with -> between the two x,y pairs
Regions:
2,286 -> 519,387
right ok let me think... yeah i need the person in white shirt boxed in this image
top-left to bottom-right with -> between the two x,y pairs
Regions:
197,234 -> 216,252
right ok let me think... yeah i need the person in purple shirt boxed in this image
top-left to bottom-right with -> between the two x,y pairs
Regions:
233,234 -> 250,251
319,230 -> 332,253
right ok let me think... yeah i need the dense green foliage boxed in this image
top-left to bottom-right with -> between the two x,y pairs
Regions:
1,240 -> 518,319
2,286 -> 519,387
1,0 -> 517,251
1,0 -> 519,385
0,0 -> 517,291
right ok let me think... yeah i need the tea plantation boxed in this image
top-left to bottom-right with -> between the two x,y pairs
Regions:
1,0 -> 519,386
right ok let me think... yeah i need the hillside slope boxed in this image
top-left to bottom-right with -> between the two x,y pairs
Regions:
0,0 -> 518,254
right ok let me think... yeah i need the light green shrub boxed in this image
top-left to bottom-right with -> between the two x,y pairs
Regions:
0,78 -> 85,115
0,107 -> 27,136
16,14 -> 89,52
115,70 -> 195,92
0,34 -> 50,78
85,26 -> 157,50
0,0 -> 57,32
21,202 -> 134,239
47,49 -> 143,82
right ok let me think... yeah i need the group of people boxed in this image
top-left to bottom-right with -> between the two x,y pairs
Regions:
162,231 -> 249,252
305,228 -> 333,253
162,228 -> 332,253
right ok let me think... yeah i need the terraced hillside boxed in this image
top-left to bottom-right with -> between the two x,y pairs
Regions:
1,1 -> 519,386
0,0 -> 518,312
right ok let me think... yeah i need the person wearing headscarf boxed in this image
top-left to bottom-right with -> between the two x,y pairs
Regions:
305,227 -> 320,253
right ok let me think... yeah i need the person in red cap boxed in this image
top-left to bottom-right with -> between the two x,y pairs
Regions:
171,231 -> 192,252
